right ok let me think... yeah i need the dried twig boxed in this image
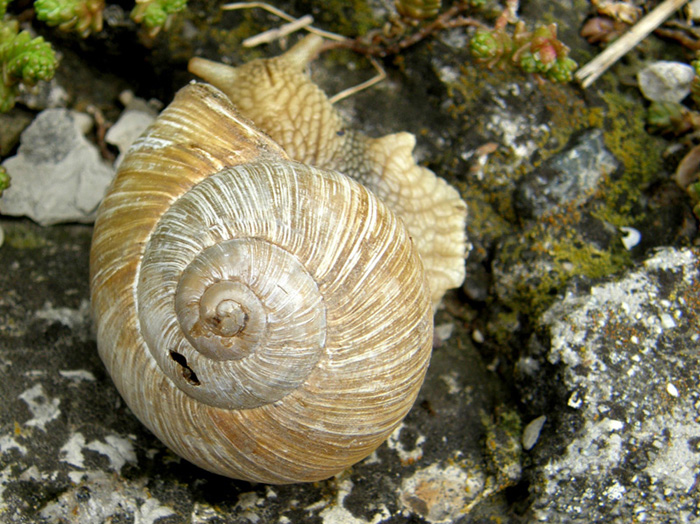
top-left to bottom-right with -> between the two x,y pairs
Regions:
222,2 -> 346,41
221,2 -> 386,103
329,56 -> 386,104
242,14 -> 313,46
576,0 -> 691,88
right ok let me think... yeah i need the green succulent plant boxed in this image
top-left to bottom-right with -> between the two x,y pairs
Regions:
34,0 -> 105,38
470,22 -> 577,83
0,165 -> 9,196
0,16 -> 57,112
131,0 -> 187,36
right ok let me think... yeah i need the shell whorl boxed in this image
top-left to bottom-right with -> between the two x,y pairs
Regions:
89,83 -> 433,483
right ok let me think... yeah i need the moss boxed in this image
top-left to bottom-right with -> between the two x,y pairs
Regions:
593,90 -> 664,226
550,236 -> 630,279
452,73 -> 656,321
481,406 -> 522,491
302,0 -> 378,38
166,3 -> 271,63
4,223 -> 47,249
463,186 -> 512,247
497,89 -> 661,319
494,210 -> 633,319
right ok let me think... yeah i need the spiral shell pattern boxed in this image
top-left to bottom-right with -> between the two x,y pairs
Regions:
90,84 -> 433,483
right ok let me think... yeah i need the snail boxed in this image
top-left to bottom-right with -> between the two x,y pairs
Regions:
188,35 -> 468,308
90,83 -> 434,483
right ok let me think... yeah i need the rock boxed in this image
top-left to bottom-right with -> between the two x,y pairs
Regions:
105,94 -> 158,167
0,109 -> 114,226
523,247 -> 700,522
514,129 -> 620,219
17,79 -> 70,111
521,415 -> 546,451
637,61 -> 696,104
0,219 -> 514,523
0,108 -> 33,157
399,463 -> 482,523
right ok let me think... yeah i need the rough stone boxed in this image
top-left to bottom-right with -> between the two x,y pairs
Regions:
16,79 -> 70,111
522,247 -> 700,522
0,109 -> 114,226
105,105 -> 157,168
0,108 -> 33,157
514,129 -> 620,219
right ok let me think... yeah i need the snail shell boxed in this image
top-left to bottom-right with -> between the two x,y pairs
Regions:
89,83 -> 433,484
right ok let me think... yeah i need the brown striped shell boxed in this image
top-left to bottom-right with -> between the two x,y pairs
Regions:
89,83 -> 433,484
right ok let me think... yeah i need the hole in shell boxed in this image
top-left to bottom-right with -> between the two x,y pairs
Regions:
169,351 -> 201,386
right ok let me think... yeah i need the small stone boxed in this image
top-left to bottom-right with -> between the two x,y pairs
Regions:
666,383 -> 679,397
620,226 -> 641,250
17,79 -> 69,111
688,0 -> 700,21
522,415 -> 546,451
433,323 -> 455,345
400,463 -> 480,523
637,61 -> 695,103
105,106 -> 157,168
0,109 -> 114,226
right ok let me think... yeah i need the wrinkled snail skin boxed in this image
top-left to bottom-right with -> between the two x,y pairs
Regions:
90,83 -> 433,484
188,34 -> 468,308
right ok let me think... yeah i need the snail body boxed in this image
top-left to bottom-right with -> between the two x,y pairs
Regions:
188,35 -> 468,308
90,84 -> 433,483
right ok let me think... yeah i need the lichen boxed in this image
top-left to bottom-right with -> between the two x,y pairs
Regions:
480,406 -> 523,493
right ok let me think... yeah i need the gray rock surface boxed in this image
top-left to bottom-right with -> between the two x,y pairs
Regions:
0,220 -> 513,523
514,129 -> 619,219
522,247 -> 700,522
0,109 -> 114,226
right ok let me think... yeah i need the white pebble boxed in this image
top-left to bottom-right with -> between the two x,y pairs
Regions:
522,415 -> 547,451
666,383 -> 679,397
637,61 -> 695,103
434,323 -> 454,343
620,227 -> 641,250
